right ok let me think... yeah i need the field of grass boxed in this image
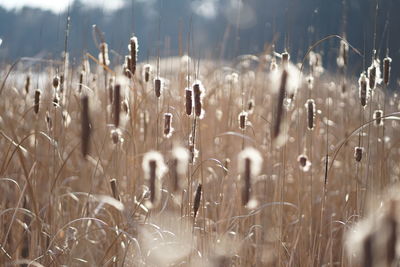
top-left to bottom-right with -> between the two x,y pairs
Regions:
0,17 -> 398,267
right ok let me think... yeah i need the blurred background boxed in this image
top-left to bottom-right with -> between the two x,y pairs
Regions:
0,0 -> 398,81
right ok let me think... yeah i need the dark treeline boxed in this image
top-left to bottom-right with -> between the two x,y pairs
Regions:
0,0 -> 398,83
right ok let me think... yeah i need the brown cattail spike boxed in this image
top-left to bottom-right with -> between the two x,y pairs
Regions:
78,71 -> 83,93
306,99 -> 316,130
129,36 -> 138,76
242,158 -> 251,205
185,88 -> 193,116
193,81 -> 205,118
383,57 -> 392,86
238,111 -> 247,130
281,52 -> 290,68
34,90 -> 41,114
110,179 -> 120,201
193,183 -> 202,219
359,72 -> 369,107
273,69 -> 288,138
149,160 -> 156,204
373,110 -> 383,126
81,95 -> 91,158
354,147 -> 363,162
24,75 -> 30,94
143,64 -> 151,82
155,78 -> 162,98
163,113 -> 173,138
113,84 -> 121,128
53,76 -> 60,89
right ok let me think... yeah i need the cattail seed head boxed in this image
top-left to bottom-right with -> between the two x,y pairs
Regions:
110,178 -> 120,201
78,71 -> 84,93
273,69 -> 288,139
368,57 -> 381,90
171,146 -> 189,191
337,40 -> 349,68
129,36 -> 138,75
142,151 -> 168,206
238,147 -> 263,206
373,110 -> 383,127
163,113 -> 174,138
53,76 -> 60,89
24,75 -> 30,94
354,146 -> 364,162
383,57 -> 392,86
45,111 -> 52,131
81,95 -> 91,158
99,42 -> 110,68
113,84 -> 121,128
281,52 -> 290,68
193,81 -> 205,118
185,88 -> 193,116
247,99 -> 255,114
306,99 -> 316,130
34,89 -> 41,114
143,64 -> 152,82
110,128 -> 123,144
238,111 -> 248,130
154,77 -> 163,98
297,154 -> 311,172
193,183 -> 202,219
124,56 -> 132,78
359,72 -> 369,107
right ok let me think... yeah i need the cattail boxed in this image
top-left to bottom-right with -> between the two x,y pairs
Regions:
154,78 -> 163,98
78,71 -> 84,93
383,57 -> 392,86
238,111 -> 247,130
142,151 -> 167,207
81,95 -> 91,158
108,78 -> 114,104
337,40 -> 349,68
354,146 -> 364,162
110,178 -> 120,201
129,36 -> 138,75
113,84 -> 120,128
193,81 -> 205,118
99,42 -> 110,69
111,128 -> 122,144
281,52 -> 290,68
238,147 -> 263,206
185,88 -> 193,116
368,64 -> 376,90
24,75 -> 30,94
34,89 -> 41,114
273,69 -> 288,139
124,56 -> 132,78
52,94 -> 60,107
171,146 -> 189,191
163,113 -> 174,138
306,99 -> 316,130
143,64 -> 151,82
247,99 -> 254,114
297,154 -> 311,172
59,74 -> 65,94
373,110 -> 383,126
359,72 -> 369,107
193,183 -> 202,219
53,76 -> 60,89
45,111 -> 52,131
